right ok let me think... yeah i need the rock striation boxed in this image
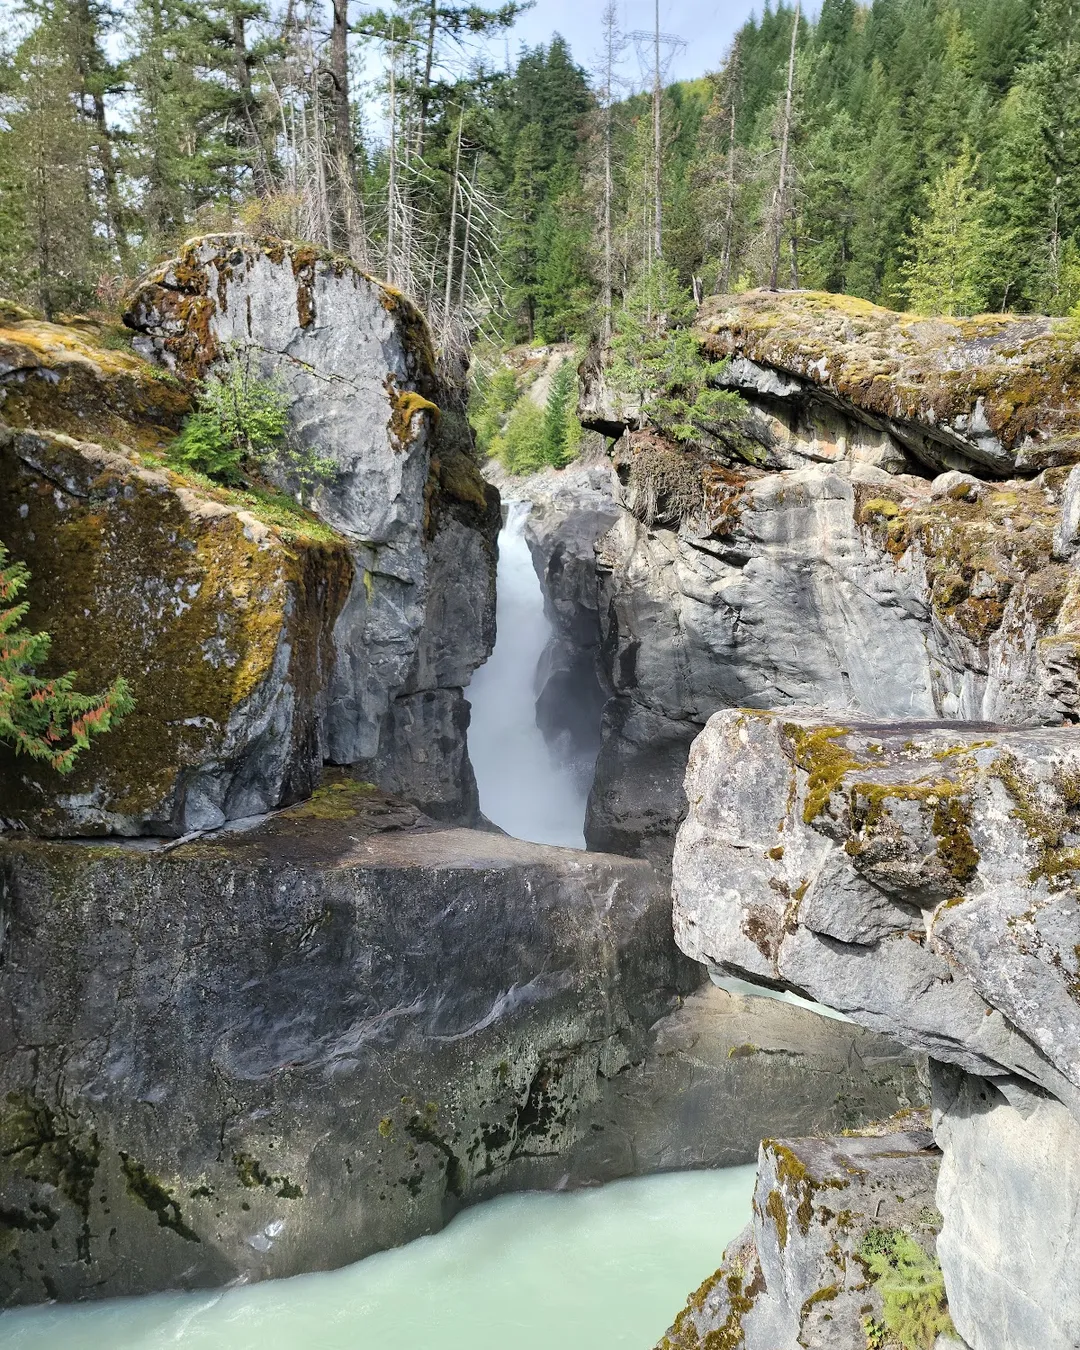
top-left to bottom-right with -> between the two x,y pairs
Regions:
0,782 -> 920,1305
580,291 -> 1080,860
658,1120 -> 946,1350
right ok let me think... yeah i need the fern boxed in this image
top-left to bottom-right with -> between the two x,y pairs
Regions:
861,1228 -> 955,1350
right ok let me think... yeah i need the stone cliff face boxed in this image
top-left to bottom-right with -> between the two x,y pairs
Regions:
0,235 -> 498,834
572,291 -> 1080,1349
0,783 -> 920,1305
665,709 -> 1080,1350
0,313 -> 352,835
127,235 -> 499,824
518,458 -> 618,759
581,290 -> 1080,860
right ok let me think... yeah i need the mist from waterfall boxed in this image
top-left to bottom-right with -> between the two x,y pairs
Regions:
467,500 -> 590,849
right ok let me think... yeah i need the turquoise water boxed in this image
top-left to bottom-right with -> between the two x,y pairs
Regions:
1,1167 -> 755,1350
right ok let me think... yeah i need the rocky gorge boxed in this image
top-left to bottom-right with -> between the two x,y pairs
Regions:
2,249 -> 1078,1345
523,289 -> 1080,1350
0,246 -> 925,1311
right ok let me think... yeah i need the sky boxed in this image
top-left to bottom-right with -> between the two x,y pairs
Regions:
483,0 -> 778,87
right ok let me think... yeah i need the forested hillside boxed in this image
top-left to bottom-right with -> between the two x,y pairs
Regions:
1,0 -> 1078,342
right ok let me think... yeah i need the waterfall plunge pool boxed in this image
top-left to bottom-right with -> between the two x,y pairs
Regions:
2,1167 -> 756,1349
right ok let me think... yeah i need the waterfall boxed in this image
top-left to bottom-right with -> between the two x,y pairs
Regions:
466,500 -> 589,848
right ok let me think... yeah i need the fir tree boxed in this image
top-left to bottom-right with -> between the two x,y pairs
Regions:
0,543 -> 133,773
903,145 -> 995,315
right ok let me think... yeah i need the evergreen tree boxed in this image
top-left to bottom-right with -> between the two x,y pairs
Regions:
0,542 -> 133,773
0,1 -> 105,315
902,145 -> 995,314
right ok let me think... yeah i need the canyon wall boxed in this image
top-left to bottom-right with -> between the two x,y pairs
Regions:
615,291 -> 1080,1350
0,235 -> 498,835
581,290 -> 1080,861
0,783 -> 920,1305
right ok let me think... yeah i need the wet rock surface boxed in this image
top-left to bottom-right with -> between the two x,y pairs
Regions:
0,785 -> 921,1305
519,459 -> 618,758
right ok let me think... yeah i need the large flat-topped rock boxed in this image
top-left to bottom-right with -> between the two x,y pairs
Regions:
698,289 -> 1080,476
673,710 -> 1080,1114
0,783 -> 921,1305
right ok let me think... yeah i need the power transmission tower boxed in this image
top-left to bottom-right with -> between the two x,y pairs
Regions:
627,3 -> 685,266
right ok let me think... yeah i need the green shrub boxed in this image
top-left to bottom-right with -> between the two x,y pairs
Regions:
469,364 -> 520,458
860,1228 -> 955,1349
169,345 -> 335,501
494,398 -> 547,474
609,262 -> 749,454
0,542 -> 133,773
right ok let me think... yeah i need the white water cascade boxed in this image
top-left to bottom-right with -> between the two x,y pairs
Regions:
466,500 -> 590,849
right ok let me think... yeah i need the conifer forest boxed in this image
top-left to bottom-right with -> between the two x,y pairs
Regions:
3,0 -> 1079,349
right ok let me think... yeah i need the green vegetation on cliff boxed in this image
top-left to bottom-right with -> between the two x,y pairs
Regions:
0,542 -> 133,773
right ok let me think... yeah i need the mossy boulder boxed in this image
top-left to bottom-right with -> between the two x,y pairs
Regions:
698,290 -> 1080,476
674,709 -> 1080,1116
0,427 -> 352,835
0,310 -> 189,451
656,1121 -> 946,1350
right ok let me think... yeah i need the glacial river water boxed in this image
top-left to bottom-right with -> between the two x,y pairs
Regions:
1,1168 -> 756,1349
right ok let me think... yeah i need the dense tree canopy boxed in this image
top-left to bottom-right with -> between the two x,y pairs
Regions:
1,0 -> 1078,339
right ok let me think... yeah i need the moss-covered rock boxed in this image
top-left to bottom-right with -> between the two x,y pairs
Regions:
655,1122 -> 946,1350
0,427 -> 352,834
0,312 -> 189,451
698,290 -> 1080,476
674,709 -> 1080,1114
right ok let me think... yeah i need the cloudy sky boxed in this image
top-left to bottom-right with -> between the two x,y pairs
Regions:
483,1 -> 788,86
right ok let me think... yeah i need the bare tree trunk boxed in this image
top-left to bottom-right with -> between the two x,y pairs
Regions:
601,0 -> 619,343
71,0 -> 130,271
768,1 -> 799,291
387,43 -> 398,283
719,86 -> 737,291
457,156 -> 477,312
231,9 -> 272,195
329,0 -> 363,257
652,0 -> 662,262
417,0 -> 438,161
442,108 -> 464,324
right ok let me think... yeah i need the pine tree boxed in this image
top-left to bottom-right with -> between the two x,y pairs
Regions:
903,145 -> 995,315
0,543 -> 133,773
541,359 -> 579,467
0,1 -> 105,316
